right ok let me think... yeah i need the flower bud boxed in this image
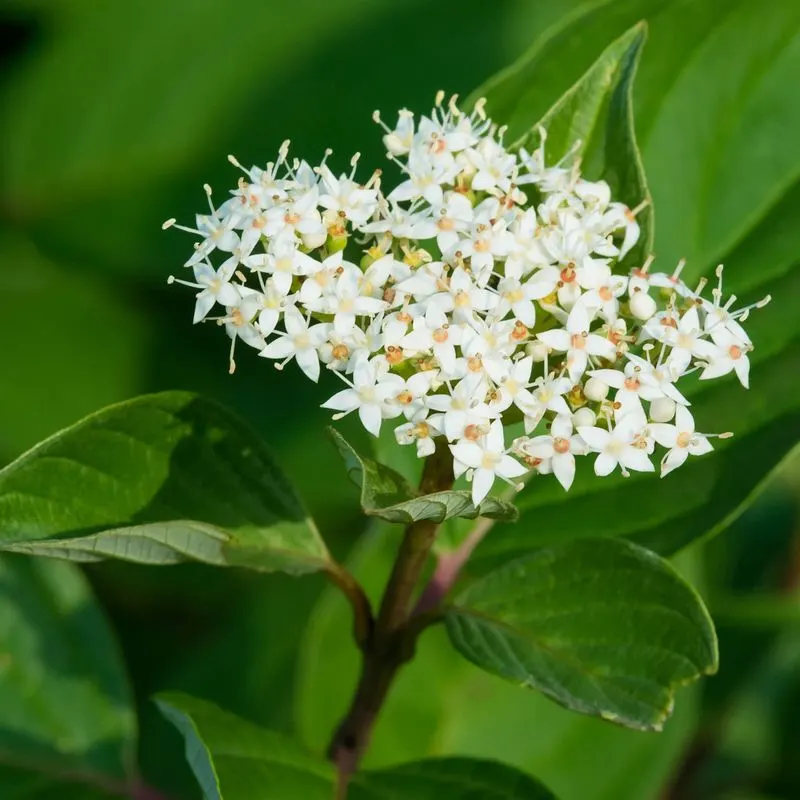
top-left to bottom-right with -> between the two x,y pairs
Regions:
650,397 -> 676,423
326,231 -> 348,253
630,290 -> 657,320
572,406 -> 596,428
583,377 -> 609,402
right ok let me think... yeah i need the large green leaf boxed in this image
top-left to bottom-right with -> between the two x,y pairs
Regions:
0,392 -> 329,575
446,538 -> 716,731
295,527 -> 702,800
639,0 -> 800,271
331,429 -> 518,524
474,0 -> 800,274
510,23 -> 653,267
158,693 -> 557,799
0,554 -> 135,790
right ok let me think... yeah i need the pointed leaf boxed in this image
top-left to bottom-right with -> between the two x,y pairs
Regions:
158,693 -> 558,799
330,429 -> 518,524
0,392 -> 329,575
446,538 -> 717,731
0,554 -> 135,786
486,23 -> 653,267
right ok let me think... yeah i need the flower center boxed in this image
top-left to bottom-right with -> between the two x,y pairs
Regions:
729,344 -> 743,359
511,320 -> 528,341
553,437 -> 570,454
570,333 -> 587,350
386,346 -> 403,365
677,431 -> 692,448
560,265 -> 576,283
480,451 -> 500,469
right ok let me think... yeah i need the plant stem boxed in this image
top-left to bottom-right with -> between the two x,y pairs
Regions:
327,439 -> 454,791
327,561 -> 374,650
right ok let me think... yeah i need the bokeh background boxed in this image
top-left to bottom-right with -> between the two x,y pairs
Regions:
1,1 -> 799,798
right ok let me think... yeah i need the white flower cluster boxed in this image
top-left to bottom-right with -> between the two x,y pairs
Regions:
165,93 -> 768,505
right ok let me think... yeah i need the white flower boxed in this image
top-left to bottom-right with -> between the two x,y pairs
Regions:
537,301 -> 616,382
384,370 -> 439,421
524,373 -> 572,430
426,374 -> 493,441
168,259 -> 241,323
303,268 -> 387,336
264,186 -> 325,242
578,410 -> 654,477
243,231 -> 320,296
649,405 -> 714,476
421,266 -> 495,325
589,363 -> 666,417
521,414 -> 587,490
376,108 -> 415,156
466,137 -> 517,193
259,308 -> 329,381
317,163 -> 379,226
401,316 -> 464,375
491,356 -> 538,415
395,415 -> 444,458
168,95 -> 762,490
652,306 -> 717,376
322,361 -> 398,436
699,328 -> 751,388
450,420 -> 527,504
430,192 -> 474,252
461,319 -> 517,383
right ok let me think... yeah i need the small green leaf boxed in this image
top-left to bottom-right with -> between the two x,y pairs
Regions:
329,428 -> 518,524
0,392 -> 329,576
446,538 -> 717,731
485,22 -> 653,267
0,554 -> 135,785
158,693 -> 558,799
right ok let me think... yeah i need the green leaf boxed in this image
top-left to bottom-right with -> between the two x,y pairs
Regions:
0,392 -> 329,575
446,538 -> 717,731
639,0 -> 800,271
158,693 -> 557,799
474,1 -> 800,276
330,428 -> 518,524
295,526 -> 702,800
512,23 -> 652,266
0,554 -> 135,786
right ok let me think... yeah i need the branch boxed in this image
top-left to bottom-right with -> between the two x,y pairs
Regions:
327,438 -> 454,792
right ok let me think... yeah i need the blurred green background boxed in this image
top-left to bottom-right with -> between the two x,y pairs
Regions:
1,1 -> 799,798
